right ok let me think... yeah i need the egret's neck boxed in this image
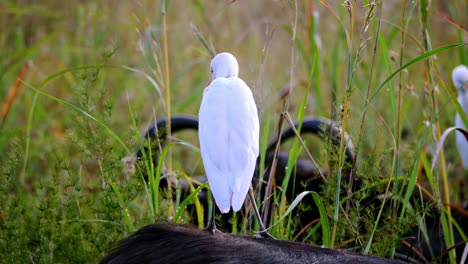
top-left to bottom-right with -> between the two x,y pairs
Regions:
459,90 -> 468,114
213,65 -> 238,79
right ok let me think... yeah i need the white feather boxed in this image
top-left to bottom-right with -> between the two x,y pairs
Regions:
453,65 -> 468,169
198,53 -> 259,213
455,114 -> 468,168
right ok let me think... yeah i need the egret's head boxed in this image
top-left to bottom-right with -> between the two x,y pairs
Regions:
206,52 -> 239,86
452,65 -> 468,93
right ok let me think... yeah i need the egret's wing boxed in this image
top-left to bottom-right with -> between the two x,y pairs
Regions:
454,66 -> 468,168
199,82 -> 231,213
225,79 -> 259,211
198,78 -> 259,213
456,113 -> 468,169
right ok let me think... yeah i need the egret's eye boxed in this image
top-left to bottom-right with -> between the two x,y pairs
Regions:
211,69 -> 213,73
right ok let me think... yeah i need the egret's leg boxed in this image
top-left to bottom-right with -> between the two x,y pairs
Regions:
248,186 -> 275,239
206,200 -> 222,234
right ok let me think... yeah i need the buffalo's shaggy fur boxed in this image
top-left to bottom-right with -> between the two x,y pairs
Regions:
101,223 -> 408,264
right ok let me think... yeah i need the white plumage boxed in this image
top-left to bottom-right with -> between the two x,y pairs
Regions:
199,52 -> 259,213
453,64 -> 468,169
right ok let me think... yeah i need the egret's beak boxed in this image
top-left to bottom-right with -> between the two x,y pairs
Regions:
206,74 -> 213,87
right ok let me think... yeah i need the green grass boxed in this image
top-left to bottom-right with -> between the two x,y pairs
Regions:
0,0 -> 467,262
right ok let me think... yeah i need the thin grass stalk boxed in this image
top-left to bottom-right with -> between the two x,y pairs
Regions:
148,139 -> 158,215
263,0 -> 299,237
279,136 -> 301,237
298,3 -> 322,113
435,122 -> 455,261
353,0 -> 381,172
259,116 -> 272,221
388,1 -> 411,256
1,62 -> 29,127
453,0 -> 467,65
282,112 -> 325,181
23,90 -> 38,188
397,0 -> 408,151
339,1 -> 377,229
254,26 -> 274,232
286,0 -> 298,112
279,0 -> 307,237
260,113 -> 282,228
418,0 -> 455,261
127,100 -> 156,217
190,23 -> 216,57
395,0 -> 418,218
161,0 -> 173,219
330,28 -> 342,120
393,0 -> 408,220
331,0 -> 356,249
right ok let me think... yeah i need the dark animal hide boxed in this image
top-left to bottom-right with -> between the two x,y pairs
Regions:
101,223 -> 408,264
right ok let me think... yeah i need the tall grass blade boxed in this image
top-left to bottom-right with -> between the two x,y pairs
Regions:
120,65 -> 166,109
153,142 -> 176,215
173,182 -> 208,223
181,173 -> 206,228
399,160 -> 418,218
431,126 -> 468,170
266,191 -> 311,231
191,23 -> 216,57
107,176 -> 135,233
368,43 -> 466,105
311,191 -> 330,247
160,0 -> 174,219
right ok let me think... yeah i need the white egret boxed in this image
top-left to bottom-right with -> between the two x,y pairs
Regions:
198,52 -> 269,236
453,65 -> 468,169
